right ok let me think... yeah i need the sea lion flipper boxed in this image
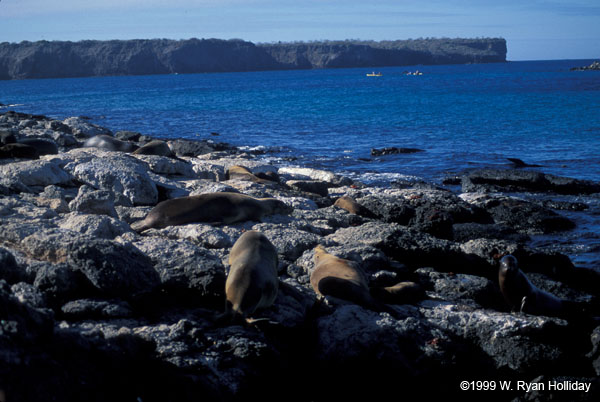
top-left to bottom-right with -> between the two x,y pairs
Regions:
130,220 -> 149,232
520,296 -> 528,313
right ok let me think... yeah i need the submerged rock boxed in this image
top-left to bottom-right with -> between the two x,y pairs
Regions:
462,169 -> 600,195
371,146 -> 424,156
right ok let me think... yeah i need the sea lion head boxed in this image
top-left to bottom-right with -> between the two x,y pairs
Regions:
499,255 -> 519,277
313,244 -> 328,263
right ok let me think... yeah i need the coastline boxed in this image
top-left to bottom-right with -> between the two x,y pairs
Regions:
1,109 -> 599,401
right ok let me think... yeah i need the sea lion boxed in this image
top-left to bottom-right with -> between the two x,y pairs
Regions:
507,158 -> 542,168
0,143 -> 39,159
224,230 -> 279,323
255,170 -> 280,183
498,255 -> 567,317
131,192 -> 293,232
333,195 -> 375,218
311,245 -> 396,315
18,138 -> 58,155
83,134 -> 138,152
132,140 -> 173,157
0,130 -> 17,145
226,165 -> 278,184
370,281 -> 425,305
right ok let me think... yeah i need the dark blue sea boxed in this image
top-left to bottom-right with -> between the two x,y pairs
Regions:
1,59 -> 599,268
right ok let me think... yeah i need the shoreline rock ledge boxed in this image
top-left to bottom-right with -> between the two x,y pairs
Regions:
1,109 -> 599,402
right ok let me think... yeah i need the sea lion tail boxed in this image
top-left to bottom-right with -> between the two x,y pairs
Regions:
130,220 -> 148,232
520,296 -> 529,313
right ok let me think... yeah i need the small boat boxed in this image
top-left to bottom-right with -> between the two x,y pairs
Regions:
366,72 -> 382,77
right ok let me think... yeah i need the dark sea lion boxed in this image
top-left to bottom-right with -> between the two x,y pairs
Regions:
498,255 -> 568,317
370,281 -> 425,305
507,158 -> 542,168
18,138 -> 58,155
132,140 -> 173,157
311,245 -> 397,315
255,170 -> 280,183
83,134 -> 138,152
224,230 -> 279,323
0,143 -> 39,159
131,192 -> 293,232
0,130 -> 17,145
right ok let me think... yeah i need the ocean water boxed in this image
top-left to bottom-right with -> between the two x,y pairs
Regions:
1,59 -> 599,268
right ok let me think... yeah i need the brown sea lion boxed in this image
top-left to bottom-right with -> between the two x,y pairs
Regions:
131,192 -> 293,232
224,230 -> 279,323
311,245 -> 397,315
84,134 -> 138,152
498,255 -> 567,317
370,281 -> 425,305
333,195 -> 374,218
226,165 -> 278,184
132,140 -> 173,157
0,143 -> 39,159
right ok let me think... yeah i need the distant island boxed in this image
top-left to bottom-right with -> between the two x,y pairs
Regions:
0,38 -> 507,80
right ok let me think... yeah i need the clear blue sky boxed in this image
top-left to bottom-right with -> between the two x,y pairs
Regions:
1,0 -> 599,61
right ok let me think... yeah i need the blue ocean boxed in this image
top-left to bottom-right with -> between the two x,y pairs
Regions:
1,59 -> 599,268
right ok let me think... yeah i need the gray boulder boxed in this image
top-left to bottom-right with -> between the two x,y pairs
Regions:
10,282 -> 47,310
132,237 -> 226,301
61,299 -> 133,320
421,300 -> 586,373
66,239 -> 159,298
146,223 -> 233,249
68,185 -> 118,217
57,213 -> 132,239
0,159 -> 72,187
62,117 -> 112,138
33,262 -> 90,305
132,154 -> 195,176
65,153 -> 158,206
278,166 -> 353,187
0,247 -> 23,284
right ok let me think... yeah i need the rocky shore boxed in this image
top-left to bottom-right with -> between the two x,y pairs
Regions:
570,61 -> 600,71
1,110 -> 599,401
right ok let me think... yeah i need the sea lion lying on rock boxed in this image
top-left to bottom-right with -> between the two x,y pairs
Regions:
311,245 -> 397,315
370,281 -> 425,305
132,140 -> 173,157
131,192 -> 293,232
84,134 -> 138,152
226,165 -> 279,184
0,143 -> 39,159
223,230 -> 279,324
333,195 -> 374,218
19,138 -> 59,155
0,130 -> 17,145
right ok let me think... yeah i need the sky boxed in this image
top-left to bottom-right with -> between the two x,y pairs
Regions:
1,0 -> 599,61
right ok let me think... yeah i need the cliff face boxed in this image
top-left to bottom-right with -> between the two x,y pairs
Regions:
0,38 -> 506,80
261,38 -> 507,69
0,39 -> 278,80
